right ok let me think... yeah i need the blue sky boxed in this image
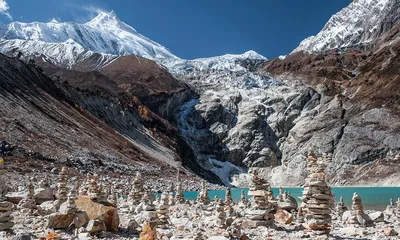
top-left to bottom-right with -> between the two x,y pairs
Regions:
0,0 -> 352,59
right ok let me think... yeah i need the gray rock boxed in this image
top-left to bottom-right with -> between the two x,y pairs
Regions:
10,234 -> 33,240
368,211 -> 384,222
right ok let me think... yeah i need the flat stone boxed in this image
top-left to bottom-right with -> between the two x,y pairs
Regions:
340,227 -> 365,237
307,204 -> 331,209
241,220 -> 269,229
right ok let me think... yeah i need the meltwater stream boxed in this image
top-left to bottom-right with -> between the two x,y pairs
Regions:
181,187 -> 400,211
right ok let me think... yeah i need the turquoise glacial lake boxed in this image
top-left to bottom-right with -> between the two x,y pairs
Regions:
183,187 -> 400,211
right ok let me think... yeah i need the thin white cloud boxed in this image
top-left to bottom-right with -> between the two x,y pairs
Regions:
64,2 -> 108,22
0,0 -> 12,20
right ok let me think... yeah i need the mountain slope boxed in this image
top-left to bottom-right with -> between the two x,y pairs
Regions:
293,0 -> 397,53
257,1 -> 400,186
0,53 -> 173,175
0,11 -> 177,60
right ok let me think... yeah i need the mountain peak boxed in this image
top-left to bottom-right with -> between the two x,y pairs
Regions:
241,50 -> 267,60
86,10 -> 121,27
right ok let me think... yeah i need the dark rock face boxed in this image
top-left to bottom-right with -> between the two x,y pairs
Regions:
0,54 -> 169,174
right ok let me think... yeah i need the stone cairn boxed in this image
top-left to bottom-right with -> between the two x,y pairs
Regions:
300,151 -> 333,235
129,172 -> 144,207
79,175 -> 90,196
396,198 -> 400,218
215,198 -> 227,228
18,182 -> 36,212
38,178 -> 50,189
175,171 -> 185,204
157,192 -> 170,229
97,180 -> 108,204
56,167 -> 69,205
225,188 -> 233,206
336,196 -> 347,218
62,187 -> 78,215
297,207 -> 305,223
141,190 -> 160,229
0,156 -> 14,231
348,192 -> 372,226
168,192 -> 175,206
108,186 -> 117,207
245,170 -> 274,227
239,189 -> 248,208
197,181 -> 210,205
88,174 -> 101,202
53,167 -> 68,211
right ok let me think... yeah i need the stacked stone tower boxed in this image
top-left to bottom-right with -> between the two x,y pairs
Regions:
0,156 -> 14,231
129,172 -> 144,206
225,188 -> 233,206
175,171 -> 185,203
348,192 -> 373,226
57,167 -> 69,202
197,181 -> 210,205
245,170 -> 274,227
88,174 -> 101,201
300,151 -> 333,235
157,192 -> 170,229
336,196 -> 347,218
215,198 -> 227,228
141,190 -> 160,228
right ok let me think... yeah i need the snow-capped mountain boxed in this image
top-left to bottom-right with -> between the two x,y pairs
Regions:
0,11 -> 177,60
293,0 -> 395,53
160,50 -> 274,89
0,38 -> 117,69
0,11 -> 270,78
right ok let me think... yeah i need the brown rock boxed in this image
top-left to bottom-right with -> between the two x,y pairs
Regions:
47,213 -> 74,229
383,227 -> 398,236
74,211 -> 90,228
75,196 -> 119,232
140,222 -> 156,240
274,210 -> 293,224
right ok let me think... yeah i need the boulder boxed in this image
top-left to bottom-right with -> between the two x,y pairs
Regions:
368,211 -> 384,222
75,196 -> 119,232
47,213 -> 74,229
274,210 -> 293,224
34,188 -> 54,204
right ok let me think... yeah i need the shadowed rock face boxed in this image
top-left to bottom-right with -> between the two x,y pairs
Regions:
0,54 -> 164,173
